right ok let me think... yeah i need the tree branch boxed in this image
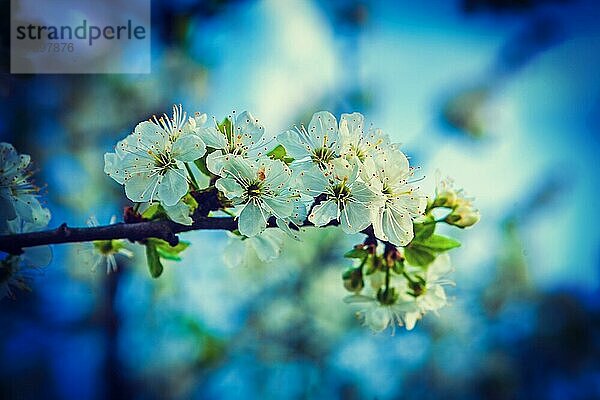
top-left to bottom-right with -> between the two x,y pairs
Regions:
0,217 -> 236,254
0,216 -> 377,254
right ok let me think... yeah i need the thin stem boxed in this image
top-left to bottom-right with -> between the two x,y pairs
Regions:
185,163 -> 200,191
221,209 -> 236,218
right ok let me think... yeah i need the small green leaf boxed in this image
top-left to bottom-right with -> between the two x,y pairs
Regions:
404,245 -> 436,266
344,247 -> 369,259
413,219 -> 435,240
267,144 -> 286,159
183,193 -> 198,213
194,155 -> 212,177
218,118 -> 233,142
141,203 -> 161,219
267,145 -> 294,163
148,238 -> 190,261
392,260 -> 404,274
145,241 -> 164,278
419,234 -> 461,251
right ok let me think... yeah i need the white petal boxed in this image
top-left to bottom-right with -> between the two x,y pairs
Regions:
341,201 -> 371,234
172,134 -> 206,162
104,152 -> 126,184
308,111 -> 339,150
125,173 -> 160,203
382,204 -> 414,246
134,121 -> 169,151
251,229 -> 285,262
22,245 -> 53,267
238,201 -> 267,237
206,150 -> 225,175
365,306 -> 391,332
277,129 -> 312,160
308,200 -> 338,227
262,196 -> 294,219
215,177 -> 245,199
199,127 -> 228,149
403,311 -> 420,331
158,169 -> 189,206
163,201 -> 193,225
234,111 -> 265,148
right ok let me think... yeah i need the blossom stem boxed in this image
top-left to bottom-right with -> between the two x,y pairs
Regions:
184,163 -> 200,191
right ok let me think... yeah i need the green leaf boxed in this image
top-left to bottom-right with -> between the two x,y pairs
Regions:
392,260 -> 404,274
413,220 -> 435,240
194,155 -> 212,177
141,203 -> 161,219
145,241 -> 164,278
267,145 -> 294,163
344,247 -> 369,259
418,234 -> 461,251
183,193 -> 198,213
218,117 -> 233,143
404,245 -> 436,266
148,238 -> 190,261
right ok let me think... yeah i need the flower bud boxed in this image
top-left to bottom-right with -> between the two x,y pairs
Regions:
432,190 -> 458,208
445,204 -> 480,228
376,286 -> 399,305
343,268 -> 364,293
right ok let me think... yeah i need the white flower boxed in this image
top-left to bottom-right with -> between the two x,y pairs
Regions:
222,229 -> 285,268
366,149 -> 427,246
0,143 -> 51,230
104,105 -> 206,206
301,158 -> 382,234
215,156 -> 296,237
0,217 -> 52,299
338,113 -> 390,161
277,111 -> 341,169
402,253 -> 454,330
344,293 -> 414,334
78,216 -> 134,274
205,111 -> 271,175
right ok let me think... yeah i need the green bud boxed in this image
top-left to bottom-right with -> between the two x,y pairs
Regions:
376,286 -> 398,305
445,204 -> 480,228
408,279 -> 426,297
433,190 -> 458,208
343,267 -> 364,293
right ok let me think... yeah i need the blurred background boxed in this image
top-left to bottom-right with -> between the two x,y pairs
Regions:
2,0 -> 600,398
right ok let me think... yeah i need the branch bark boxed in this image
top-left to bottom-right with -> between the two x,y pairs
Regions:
0,216 -> 375,254
0,217 -> 237,254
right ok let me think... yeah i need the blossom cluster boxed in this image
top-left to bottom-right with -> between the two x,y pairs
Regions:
102,105 -> 479,332
0,106 -> 479,333
0,143 -> 52,298
105,107 -> 427,244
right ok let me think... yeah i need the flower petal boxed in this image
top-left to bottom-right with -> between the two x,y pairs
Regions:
215,177 -> 245,200
157,169 -> 189,206
341,201 -> 371,234
308,111 -> 339,150
199,127 -> 228,149
124,173 -> 161,203
238,201 -> 267,237
163,201 -> 193,225
308,200 -> 338,227
172,134 -> 206,162
104,152 -> 125,184
277,129 -> 312,160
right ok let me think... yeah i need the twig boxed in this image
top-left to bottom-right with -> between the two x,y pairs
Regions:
0,217 -> 363,254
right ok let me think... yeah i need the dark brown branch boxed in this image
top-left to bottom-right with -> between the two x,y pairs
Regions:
0,215 -> 377,255
0,217 -> 235,254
